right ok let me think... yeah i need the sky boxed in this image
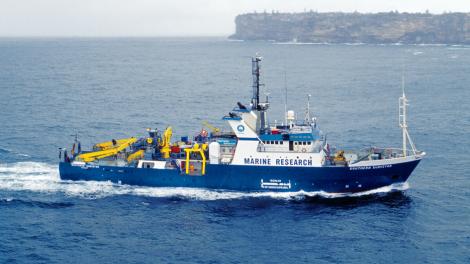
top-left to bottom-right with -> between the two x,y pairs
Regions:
0,0 -> 468,37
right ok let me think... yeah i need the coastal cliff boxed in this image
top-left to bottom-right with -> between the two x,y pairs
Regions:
230,12 -> 470,44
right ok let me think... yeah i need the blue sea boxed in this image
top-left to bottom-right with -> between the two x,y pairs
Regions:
0,38 -> 469,263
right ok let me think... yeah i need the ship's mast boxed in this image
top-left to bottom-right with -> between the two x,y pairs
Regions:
251,55 -> 269,134
284,70 -> 288,126
399,76 -> 417,156
251,56 -> 262,110
304,94 -> 312,125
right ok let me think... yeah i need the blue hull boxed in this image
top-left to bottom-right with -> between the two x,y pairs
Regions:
59,159 -> 421,193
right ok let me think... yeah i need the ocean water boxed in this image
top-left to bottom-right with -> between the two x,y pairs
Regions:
0,38 -> 469,263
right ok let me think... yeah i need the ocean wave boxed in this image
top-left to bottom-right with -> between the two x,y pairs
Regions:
274,42 -> 331,45
273,41 -> 369,46
0,147 -> 12,154
0,147 -> 31,158
0,162 -> 408,200
0,196 -> 74,208
447,47 -> 470,50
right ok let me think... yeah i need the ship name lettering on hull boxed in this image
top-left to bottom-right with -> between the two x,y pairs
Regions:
244,158 -> 312,166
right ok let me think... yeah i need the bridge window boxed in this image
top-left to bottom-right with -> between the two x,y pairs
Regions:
142,162 -> 154,168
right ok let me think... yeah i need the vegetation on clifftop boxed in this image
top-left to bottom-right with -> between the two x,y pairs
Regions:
230,12 -> 470,44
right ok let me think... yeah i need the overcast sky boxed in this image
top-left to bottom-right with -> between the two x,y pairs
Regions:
0,0 -> 468,37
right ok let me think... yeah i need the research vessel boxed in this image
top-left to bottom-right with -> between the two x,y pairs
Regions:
59,56 -> 425,193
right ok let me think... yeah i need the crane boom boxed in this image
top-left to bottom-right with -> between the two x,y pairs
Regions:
202,121 -> 220,133
93,138 -> 136,151
78,137 -> 137,162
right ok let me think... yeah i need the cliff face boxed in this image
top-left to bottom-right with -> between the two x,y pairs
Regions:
230,12 -> 470,44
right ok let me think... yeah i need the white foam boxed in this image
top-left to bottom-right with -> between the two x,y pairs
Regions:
0,197 -> 14,202
0,162 -> 409,200
319,182 -> 409,198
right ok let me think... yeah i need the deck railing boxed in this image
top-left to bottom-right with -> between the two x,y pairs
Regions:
352,147 -> 424,164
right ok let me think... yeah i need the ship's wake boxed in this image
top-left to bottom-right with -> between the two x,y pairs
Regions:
0,162 -> 409,201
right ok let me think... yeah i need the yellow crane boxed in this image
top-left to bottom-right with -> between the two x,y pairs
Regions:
202,121 -> 220,133
78,137 -> 137,162
93,138 -> 135,151
160,127 -> 172,159
127,149 -> 145,163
